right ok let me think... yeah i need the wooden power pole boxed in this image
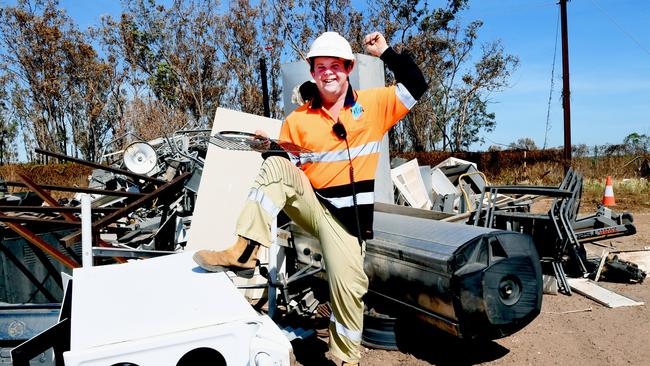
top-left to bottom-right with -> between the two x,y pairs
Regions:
560,0 -> 572,169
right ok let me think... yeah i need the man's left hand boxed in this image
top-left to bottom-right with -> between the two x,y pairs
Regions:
364,32 -> 389,57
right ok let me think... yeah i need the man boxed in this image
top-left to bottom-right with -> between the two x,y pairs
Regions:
194,31 -> 427,365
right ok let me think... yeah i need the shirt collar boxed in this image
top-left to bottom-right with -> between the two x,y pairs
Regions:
309,82 -> 357,110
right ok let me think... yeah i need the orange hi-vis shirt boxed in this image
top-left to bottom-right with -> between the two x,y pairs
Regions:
280,82 -> 415,239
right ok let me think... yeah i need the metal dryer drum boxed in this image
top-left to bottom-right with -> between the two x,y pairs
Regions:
366,211 -> 542,339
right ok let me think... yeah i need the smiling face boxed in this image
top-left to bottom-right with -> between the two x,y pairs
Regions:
310,56 -> 353,107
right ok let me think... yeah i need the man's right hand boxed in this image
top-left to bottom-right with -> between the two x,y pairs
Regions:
251,130 -> 270,152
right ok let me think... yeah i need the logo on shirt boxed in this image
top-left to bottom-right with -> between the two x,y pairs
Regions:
351,102 -> 363,120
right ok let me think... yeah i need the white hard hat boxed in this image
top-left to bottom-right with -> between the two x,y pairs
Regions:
306,32 -> 355,62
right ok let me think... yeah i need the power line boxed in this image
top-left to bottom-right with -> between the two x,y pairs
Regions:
589,0 -> 650,58
483,135 -> 510,148
543,7 -> 560,150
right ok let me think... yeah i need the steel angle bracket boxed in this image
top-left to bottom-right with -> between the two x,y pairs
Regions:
5,181 -> 146,198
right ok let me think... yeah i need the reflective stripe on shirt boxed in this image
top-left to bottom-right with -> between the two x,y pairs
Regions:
396,83 -> 416,109
306,141 -> 382,163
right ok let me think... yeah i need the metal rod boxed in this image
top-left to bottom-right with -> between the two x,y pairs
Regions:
0,216 -> 81,226
18,172 -> 78,222
5,181 -> 145,197
0,205 -> 117,213
91,247 -> 174,258
34,148 -> 166,184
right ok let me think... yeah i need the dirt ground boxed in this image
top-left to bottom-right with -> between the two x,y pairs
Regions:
291,208 -> 650,366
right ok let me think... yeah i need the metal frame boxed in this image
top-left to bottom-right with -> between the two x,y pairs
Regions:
59,172 -> 190,247
473,168 -> 586,294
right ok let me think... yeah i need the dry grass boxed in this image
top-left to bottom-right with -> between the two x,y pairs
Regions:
484,156 -> 650,212
395,151 -> 650,213
0,163 -> 93,200
581,177 -> 650,212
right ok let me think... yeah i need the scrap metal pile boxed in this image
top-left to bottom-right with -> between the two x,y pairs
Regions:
0,131 -> 210,305
0,135 -> 643,304
389,158 -> 643,294
0,122 -> 645,364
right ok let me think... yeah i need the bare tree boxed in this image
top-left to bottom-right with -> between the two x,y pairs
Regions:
123,96 -> 189,141
0,0 -> 523,161
0,0 -> 121,161
100,0 -> 229,132
221,0 -> 264,114
509,137 -> 538,151
0,75 -> 19,164
369,0 -> 518,153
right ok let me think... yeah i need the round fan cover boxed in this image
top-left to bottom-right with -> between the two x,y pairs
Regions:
123,142 -> 158,175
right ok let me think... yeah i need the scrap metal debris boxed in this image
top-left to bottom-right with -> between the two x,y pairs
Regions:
1,138 -> 644,308
0,122 -> 646,365
599,255 -> 647,283
0,130 -> 210,306
389,159 -> 641,296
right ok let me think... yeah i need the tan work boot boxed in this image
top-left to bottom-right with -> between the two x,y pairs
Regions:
193,236 -> 260,272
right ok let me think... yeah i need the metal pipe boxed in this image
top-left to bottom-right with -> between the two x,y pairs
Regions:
5,181 -> 145,197
81,194 -> 92,267
260,57 -> 271,118
0,205 -> 117,213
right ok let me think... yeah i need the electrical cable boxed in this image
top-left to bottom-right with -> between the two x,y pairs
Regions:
483,135 -> 510,149
544,8 -> 561,150
344,136 -> 363,248
588,0 -> 650,58
333,120 -> 363,248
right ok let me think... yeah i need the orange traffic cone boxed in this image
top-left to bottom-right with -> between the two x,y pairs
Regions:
602,176 -> 616,206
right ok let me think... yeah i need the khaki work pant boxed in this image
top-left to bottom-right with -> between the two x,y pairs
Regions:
236,156 -> 369,363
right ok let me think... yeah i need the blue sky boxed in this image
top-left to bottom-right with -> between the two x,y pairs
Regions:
459,0 -> 650,150
25,0 -> 650,150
